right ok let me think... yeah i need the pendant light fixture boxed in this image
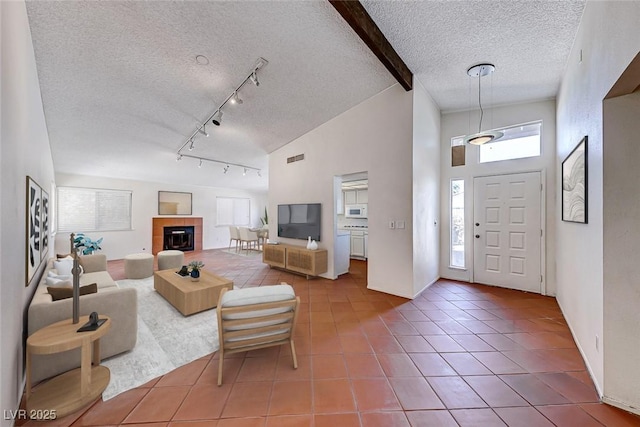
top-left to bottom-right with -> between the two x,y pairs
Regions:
463,63 -> 503,145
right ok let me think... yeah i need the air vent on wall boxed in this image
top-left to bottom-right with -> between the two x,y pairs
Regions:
287,154 -> 305,164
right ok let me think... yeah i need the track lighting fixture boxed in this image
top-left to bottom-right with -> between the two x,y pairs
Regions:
198,159 -> 203,168
243,168 -> 247,176
211,110 -> 223,126
249,71 -> 259,86
257,170 -> 262,177
176,154 -> 260,175
223,165 -> 229,174
176,154 -> 183,161
198,125 -> 209,138
230,91 -> 243,105
188,139 -> 195,151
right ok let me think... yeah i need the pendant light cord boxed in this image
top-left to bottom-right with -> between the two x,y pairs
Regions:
478,73 -> 484,133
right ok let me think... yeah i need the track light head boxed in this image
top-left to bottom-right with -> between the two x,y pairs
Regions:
223,165 -> 229,174
198,125 -> 209,137
198,159 -> 203,168
243,168 -> 247,176
230,91 -> 243,105
212,110 -> 223,126
176,154 -> 183,162
249,71 -> 259,86
188,139 -> 195,151
257,170 -> 262,177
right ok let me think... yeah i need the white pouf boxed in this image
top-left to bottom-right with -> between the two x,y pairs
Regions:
157,250 -> 184,271
124,253 -> 154,279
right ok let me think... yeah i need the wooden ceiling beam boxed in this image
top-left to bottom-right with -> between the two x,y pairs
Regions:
329,0 -> 413,91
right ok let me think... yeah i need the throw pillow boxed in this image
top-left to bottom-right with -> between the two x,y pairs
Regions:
52,259 -> 83,277
47,283 -> 97,301
45,277 -> 72,287
47,271 -> 72,280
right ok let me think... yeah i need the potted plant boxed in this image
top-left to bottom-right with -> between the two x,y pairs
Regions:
73,233 -> 103,255
260,207 -> 269,229
188,260 -> 204,282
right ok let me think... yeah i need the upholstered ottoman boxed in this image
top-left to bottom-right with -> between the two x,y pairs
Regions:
157,250 -> 184,271
124,253 -> 154,279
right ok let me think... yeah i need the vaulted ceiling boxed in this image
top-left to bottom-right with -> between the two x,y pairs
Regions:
25,1 -> 585,192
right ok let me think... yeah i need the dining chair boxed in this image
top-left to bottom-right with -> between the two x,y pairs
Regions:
238,227 -> 259,254
228,226 -> 240,252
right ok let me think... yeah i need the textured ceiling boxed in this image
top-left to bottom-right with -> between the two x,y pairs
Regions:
362,0 -> 586,112
26,1 -> 585,192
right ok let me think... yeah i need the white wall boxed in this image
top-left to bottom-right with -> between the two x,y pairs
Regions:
54,173 -> 267,260
0,1 -> 56,421
269,84 -> 440,298
439,100 -> 557,294
555,0 -> 640,404
603,91 -> 640,412
412,78 -> 441,296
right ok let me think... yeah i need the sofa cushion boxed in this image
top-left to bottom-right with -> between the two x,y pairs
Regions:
81,271 -> 118,290
47,283 -> 98,301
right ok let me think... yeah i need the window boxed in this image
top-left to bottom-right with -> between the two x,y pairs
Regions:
216,197 -> 250,226
450,179 -> 465,268
479,121 -> 542,163
57,187 -> 132,232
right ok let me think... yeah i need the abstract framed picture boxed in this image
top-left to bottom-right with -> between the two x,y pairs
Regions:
41,188 -> 50,260
26,176 -> 42,286
562,136 -> 588,223
158,191 -> 192,215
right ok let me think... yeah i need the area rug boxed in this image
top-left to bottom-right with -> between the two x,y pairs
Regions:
221,248 -> 262,257
101,277 -> 219,400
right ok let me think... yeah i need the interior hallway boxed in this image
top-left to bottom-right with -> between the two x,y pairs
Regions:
20,250 -> 640,426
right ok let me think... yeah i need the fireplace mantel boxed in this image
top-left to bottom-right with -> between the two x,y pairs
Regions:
152,217 -> 202,255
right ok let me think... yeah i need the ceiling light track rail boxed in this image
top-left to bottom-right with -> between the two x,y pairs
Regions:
175,57 -> 268,165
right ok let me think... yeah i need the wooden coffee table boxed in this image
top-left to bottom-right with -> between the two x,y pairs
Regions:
154,269 -> 233,316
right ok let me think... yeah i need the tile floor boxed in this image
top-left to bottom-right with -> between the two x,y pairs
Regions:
21,249 -> 640,426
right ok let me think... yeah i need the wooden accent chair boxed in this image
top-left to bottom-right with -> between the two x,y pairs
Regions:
216,283 -> 300,386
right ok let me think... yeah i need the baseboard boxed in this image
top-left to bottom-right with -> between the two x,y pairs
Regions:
555,297 -> 604,398
602,396 -> 640,416
411,276 -> 440,299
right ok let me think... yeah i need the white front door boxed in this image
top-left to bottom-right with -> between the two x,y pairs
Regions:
473,172 -> 542,293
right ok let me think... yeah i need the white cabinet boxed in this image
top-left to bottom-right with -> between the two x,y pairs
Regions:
350,231 -> 366,258
364,232 -> 368,258
337,191 -> 344,214
344,190 -> 357,205
356,189 -> 368,204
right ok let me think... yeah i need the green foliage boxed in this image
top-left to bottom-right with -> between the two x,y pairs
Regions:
260,207 -> 269,226
188,260 -> 204,271
73,233 -> 103,255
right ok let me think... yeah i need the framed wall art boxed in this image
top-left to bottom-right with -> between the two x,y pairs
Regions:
26,176 -> 42,286
158,191 -> 192,215
41,188 -> 50,260
562,136 -> 588,223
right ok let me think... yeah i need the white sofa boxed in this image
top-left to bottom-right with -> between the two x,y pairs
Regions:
28,254 -> 137,384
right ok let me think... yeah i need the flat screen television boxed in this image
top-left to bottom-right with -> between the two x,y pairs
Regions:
277,203 -> 321,241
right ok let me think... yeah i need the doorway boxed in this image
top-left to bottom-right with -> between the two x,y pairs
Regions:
473,171 -> 543,293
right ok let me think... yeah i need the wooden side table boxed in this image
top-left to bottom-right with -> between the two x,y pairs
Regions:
26,315 -> 112,419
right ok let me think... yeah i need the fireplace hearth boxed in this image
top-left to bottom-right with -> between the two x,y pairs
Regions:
163,226 -> 195,252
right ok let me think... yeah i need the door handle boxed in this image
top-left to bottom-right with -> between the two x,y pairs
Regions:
475,234 -> 480,238
475,223 -> 480,226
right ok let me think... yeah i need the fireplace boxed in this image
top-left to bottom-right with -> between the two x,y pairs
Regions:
163,226 -> 195,252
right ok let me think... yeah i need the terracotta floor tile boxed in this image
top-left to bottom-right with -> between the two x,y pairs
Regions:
432,319 -> 472,335
427,376 -> 487,409
169,421 -> 218,427
156,359 -> 208,387
409,353 -> 457,376
366,335 -> 404,353
221,382 -> 272,418
310,335 -> 343,355
580,403 -> 640,426
123,386 -> 190,423
494,407 -> 555,427
351,379 -> 401,411
463,375 -> 529,407
339,335 -> 372,353
384,321 -> 420,336
450,334 -> 495,352
360,411 -> 409,427
450,408 -> 507,426
267,381 -> 312,416
412,321 -> 447,335
457,319 -> 498,334
404,410 -> 458,426
441,352 -> 492,376
535,372 -> 600,403
388,377 -> 445,410
275,354 -> 310,381
536,404 -> 604,427
72,388 -> 149,426
471,351 -> 527,375
395,335 -> 435,353
344,354 -> 385,378
313,413 -> 360,427
477,333 -> 524,351
424,335 -> 466,353
216,418 -> 266,427
399,309 -> 430,322
172,383 -> 231,420
499,374 -> 570,405
264,415 -> 311,427
311,354 -> 348,379
235,356 -> 277,382
313,379 -> 356,413
377,353 -> 422,377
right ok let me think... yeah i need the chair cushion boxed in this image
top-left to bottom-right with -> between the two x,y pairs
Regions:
220,284 -> 296,332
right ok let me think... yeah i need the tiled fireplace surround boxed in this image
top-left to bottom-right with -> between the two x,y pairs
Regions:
152,217 -> 203,255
